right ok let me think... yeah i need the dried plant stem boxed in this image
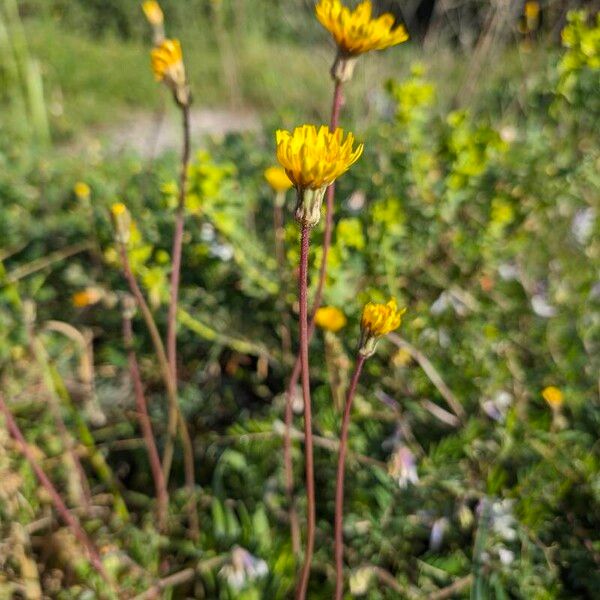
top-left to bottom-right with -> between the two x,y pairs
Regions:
0,393 -> 111,585
117,243 -> 199,540
283,78 -> 344,555
334,354 -> 366,600
295,225 -> 315,600
122,310 -> 169,532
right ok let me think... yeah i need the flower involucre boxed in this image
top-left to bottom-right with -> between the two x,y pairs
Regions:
264,166 -> 293,193
315,306 -> 347,333
276,125 -> 363,191
316,0 -> 409,56
142,1 -> 164,26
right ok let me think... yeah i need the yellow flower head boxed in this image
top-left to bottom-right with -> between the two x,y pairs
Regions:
524,1 -> 540,20
542,386 -> 563,409
151,38 -> 184,82
73,181 -> 91,199
361,298 -> 405,338
142,1 -> 164,26
72,288 -> 103,308
316,0 -> 409,56
264,166 -> 293,193
276,125 -> 363,191
315,306 -> 347,333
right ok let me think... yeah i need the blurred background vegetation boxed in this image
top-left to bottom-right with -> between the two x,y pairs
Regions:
0,0 -> 599,598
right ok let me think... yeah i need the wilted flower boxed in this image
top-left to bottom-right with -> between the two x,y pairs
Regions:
73,181 -> 91,200
316,0 -> 409,81
314,306 -> 347,333
151,39 -> 189,106
389,445 -> 418,488
72,288 -> 103,308
481,390 -> 513,422
110,203 -> 132,245
219,546 -> 268,591
276,125 -> 363,226
542,386 -> 563,409
429,517 -> 449,551
359,298 -> 405,357
264,166 -> 293,193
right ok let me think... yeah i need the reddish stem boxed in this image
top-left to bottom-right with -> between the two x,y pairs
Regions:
334,354 -> 366,600
166,103 -> 191,383
0,394 -> 110,584
123,311 -> 169,532
295,225 -> 315,600
283,79 -> 344,550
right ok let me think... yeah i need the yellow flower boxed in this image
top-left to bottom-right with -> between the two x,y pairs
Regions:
276,125 -> 363,190
542,386 -> 563,409
142,0 -> 164,26
524,1 -> 540,20
315,306 -> 347,333
73,181 -> 91,199
276,125 -> 363,226
264,166 -> 293,193
72,288 -> 103,308
151,39 -> 189,105
362,298 -> 405,337
316,0 -> 409,56
360,298 -> 405,357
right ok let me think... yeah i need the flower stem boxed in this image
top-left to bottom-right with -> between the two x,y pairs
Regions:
283,79 -> 344,553
117,243 -> 199,540
0,393 -> 112,586
295,224 -> 315,600
334,354 -> 366,600
163,102 -> 192,476
122,307 -> 169,532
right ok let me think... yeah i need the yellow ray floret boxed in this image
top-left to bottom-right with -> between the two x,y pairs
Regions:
361,298 -> 405,338
315,306 -> 347,333
142,1 -> 164,26
264,166 -> 293,193
542,386 -> 563,409
316,0 -> 409,55
151,38 -> 184,82
276,125 -> 363,190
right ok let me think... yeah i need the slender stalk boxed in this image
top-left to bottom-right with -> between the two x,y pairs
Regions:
163,103 -> 192,474
122,309 -> 169,532
283,79 -> 344,552
117,243 -> 199,539
295,225 -> 316,600
0,394 -> 111,585
334,354 -> 366,600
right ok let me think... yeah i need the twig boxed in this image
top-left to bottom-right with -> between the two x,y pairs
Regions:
4,242 -> 91,283
388,333 -> 465,421
428,575 -> 473,599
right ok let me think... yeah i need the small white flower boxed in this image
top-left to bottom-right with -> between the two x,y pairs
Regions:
219,546 -> 268,591
390,446 -> 419,488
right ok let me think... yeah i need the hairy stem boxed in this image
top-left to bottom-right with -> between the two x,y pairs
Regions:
334,354 -> 366,600
295,225 -> 315,600
283,79 -> 344,553
122,310 -> 169,532
0,394 -> 111,586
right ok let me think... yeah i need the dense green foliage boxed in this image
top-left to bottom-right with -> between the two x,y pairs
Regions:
1,3 -> 599,599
